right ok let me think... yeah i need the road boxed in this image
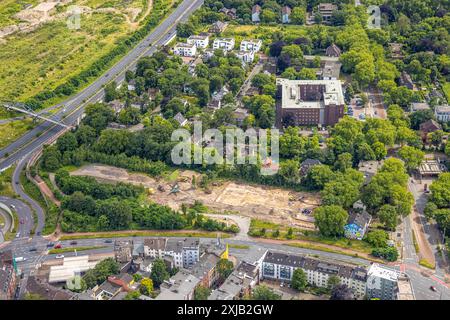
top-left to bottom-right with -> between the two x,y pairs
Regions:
407,177 -> 448,277
38,236 -> 450,300
0,0 -> 204,172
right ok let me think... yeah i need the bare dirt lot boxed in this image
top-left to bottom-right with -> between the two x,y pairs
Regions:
71,165 -> 319,229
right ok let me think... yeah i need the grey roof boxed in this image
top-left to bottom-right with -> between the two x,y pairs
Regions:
96,281 -> 122,296
144,238 -> 167,251
410,102 -> 430,112
263,251 -> 367,281
190,253 -> 221,280
347,210 -> 372,229
157,270 -> 200,300
301,159 -> 322,167
165,238 -> 200,253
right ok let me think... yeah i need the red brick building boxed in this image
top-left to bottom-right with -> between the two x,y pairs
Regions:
276,79 -> 345,128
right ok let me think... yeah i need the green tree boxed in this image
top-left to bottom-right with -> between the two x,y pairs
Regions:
378,204 -> 398,230
150,259 -> 170,288
252,285 -> 281,300
327,275 -> 341,290
429,173 -> 450,208
217,259 -> 234,282
194,285 -> 212,300
290,7 -> 306,24
364,230 -> 389,247
314,205 -> 349,237
139,278 -> 154,296
291,268 -> 307,291
398,146 -> 425,171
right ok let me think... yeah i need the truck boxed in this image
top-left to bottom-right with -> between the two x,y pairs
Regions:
14,257 -> 26,262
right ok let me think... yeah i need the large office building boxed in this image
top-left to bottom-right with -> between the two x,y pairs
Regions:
275,78 -> 345,128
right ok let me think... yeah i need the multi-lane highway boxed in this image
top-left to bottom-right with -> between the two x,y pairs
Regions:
0,0 -> 204,172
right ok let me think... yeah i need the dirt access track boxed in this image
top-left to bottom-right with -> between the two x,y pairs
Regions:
71,165 -> 320,229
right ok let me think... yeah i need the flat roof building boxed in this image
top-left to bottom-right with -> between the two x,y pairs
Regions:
276,78 -> 345,128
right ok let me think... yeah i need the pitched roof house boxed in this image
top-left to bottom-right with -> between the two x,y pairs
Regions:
326,44 -> 342,57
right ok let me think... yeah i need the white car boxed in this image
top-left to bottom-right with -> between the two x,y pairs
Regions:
55,254 -> 65,259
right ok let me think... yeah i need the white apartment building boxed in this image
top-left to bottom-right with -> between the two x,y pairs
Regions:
213,38 -> 235,52
173,42 -> 197,57
187,35 -> 209,49
234,50 -> 255,64
435,105 -> 450,122
143,238 -> 200,269
261,251 -> 367,299
366,264 -> 400,300
240,39 -> 262,52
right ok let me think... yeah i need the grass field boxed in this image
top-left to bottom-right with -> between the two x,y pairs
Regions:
0,119 -> 36,149
0,165 -> 15,198
0,0 -> 152,104
0,0 -> 39,28
60,230 -> 233,240
48,246 -> 107,254
442,82 -> 450,101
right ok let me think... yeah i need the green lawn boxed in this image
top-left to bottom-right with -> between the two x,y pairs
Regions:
48,246 -> 107,254
0,165 -> 15,198
60,230 -> 232,240
0,119 -> 36,149
442,82 -> 450,101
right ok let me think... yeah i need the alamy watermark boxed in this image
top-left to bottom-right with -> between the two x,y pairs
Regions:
171,122 -> 280,176
367,5 -> 381,29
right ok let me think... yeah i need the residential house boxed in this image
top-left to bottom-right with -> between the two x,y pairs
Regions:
234,50 -> 255,64
174,112 -> 188,126
0,263 -> 16,300
127,79 -> 136,91
143,237 -> 200,269
114,240 -> 133,264
318,3 -> 338,23
26,276 -> 74,300
209,21 -> 228,34
262,251 -> 367,299
156,270 -> 200,300
388,43 -> 404,60
209,261 -> 260,300
299,158 -> 321,176
190,252 -> 222,289
325,43 -> 342,57
410,102 -> 430,113
187,34 -> 209,49
399,71 -> 415,90
420,119 -> 442,142
366,264 -> 399,300
252,5 -> 261,23
92,274 -> 133,300
344,200 -> 372,240
240,39 -> 262,52
173,42 -> 197,57
143,238 -> 167,258
281,6 -> 291,24
321,61 -> 341,80
358,160 -> 381,184
213,38 -> 235,52
219,7 -> 237,20
435,105 -> 450,122
233,108 -> 249,125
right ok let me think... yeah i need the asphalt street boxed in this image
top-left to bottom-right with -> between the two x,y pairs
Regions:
0,0 -> 204,172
